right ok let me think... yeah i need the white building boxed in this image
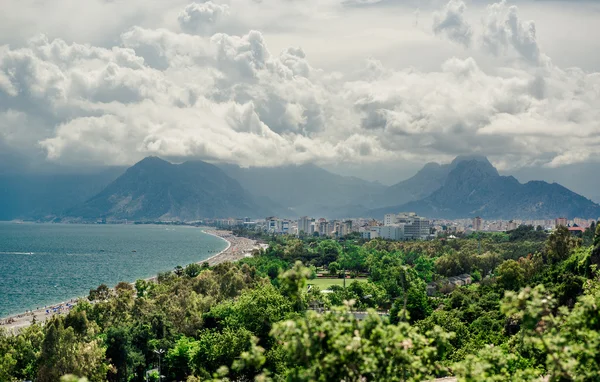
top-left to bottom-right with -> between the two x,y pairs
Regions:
362,225 -> 404,240
381,212 -> 431,240
266,218 -> 290,234
384,214 -> 397,226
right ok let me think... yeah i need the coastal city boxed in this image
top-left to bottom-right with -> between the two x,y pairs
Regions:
204,213 -> 599,240
3,0 -> 600,379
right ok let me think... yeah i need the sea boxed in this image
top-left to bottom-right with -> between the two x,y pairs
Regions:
0,222 -> 227,318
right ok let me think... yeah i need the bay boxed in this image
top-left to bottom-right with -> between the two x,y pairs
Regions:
0,222 -> 227,318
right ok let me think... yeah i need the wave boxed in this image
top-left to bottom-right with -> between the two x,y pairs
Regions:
0,252 -> 39,255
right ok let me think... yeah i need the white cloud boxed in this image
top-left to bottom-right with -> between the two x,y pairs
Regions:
432,0 -> 473,47
178,2 -> 230,35
482,0 -> 545,65
0,0 -> 599,173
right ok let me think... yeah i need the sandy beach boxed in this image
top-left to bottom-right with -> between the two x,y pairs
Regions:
202,229 -> 262,265
0,228 -> 263,332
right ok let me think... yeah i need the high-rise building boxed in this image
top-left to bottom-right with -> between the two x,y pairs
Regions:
555,217 -> 568,227
384,214 -> 396,226
266,217 -> 290,234
325,221 -> 336,237
473,217 -> 483,231
297,216 -> 313,235
317,219 -> 328,236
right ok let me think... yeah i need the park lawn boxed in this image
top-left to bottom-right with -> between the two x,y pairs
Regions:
308,277 -> 368,289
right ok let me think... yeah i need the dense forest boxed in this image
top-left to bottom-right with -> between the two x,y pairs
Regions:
2,223 -> 600,381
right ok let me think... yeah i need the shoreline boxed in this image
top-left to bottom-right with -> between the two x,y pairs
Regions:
0,228 -> 263,332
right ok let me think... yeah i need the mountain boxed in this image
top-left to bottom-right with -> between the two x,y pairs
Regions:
65,157 -> 274,221
0,168 -> 125,220
218,163 -> 385,217
378,162 -> 450,207
369,157 -> 600,220
372,155 -> 491,209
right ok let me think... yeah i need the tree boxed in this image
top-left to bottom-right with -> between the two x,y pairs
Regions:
207,283 -> 294,340
88,284 -> 111,302
546,225 -> 581,263
191,328 -> 253,378
37,318 -> 109,382
338,244 -> 365,274
327,261 -> 340,276
105,326 -> 144,382
184,263 -> 204,278
165,336 -> 198,380
278,261 -> 312,311
388,266 -> 431,323
495,260 -> 525,291
270,306 -> 452,382
591,222 -> 600,266
317,240 -> 342,267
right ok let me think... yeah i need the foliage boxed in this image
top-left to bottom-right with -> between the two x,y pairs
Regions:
3,227 -> 600,381
271,305 -> 452,381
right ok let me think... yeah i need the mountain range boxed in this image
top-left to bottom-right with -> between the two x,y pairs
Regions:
1,155 -> 599,221
368,157 -> 600,220
65,157 -> 274,221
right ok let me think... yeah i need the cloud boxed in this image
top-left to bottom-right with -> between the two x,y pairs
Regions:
432,0 -> 473,47
482,0 -> 544,64
0,0 -> 599,172
178,1 -> 230,35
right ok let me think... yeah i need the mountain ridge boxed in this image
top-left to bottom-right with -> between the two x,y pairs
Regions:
368,158 -> 600,220
65,157 -> 276,221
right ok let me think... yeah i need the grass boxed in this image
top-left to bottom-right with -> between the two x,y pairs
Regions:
308,277 -> 368,289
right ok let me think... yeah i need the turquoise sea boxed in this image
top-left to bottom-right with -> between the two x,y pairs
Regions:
0,223 -> 227,318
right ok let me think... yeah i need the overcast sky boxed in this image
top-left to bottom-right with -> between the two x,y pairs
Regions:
1,0 -> 600,196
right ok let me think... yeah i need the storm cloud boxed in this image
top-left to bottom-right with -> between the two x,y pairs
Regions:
0,0 -> 599,174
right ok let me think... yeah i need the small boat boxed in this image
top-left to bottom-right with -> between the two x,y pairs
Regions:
131,250 -> 137,253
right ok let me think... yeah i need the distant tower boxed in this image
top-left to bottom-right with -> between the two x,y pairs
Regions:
473,216 -> 483,231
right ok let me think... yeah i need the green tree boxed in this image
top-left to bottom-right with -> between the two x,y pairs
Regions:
165,336 -> 198,380
278,261 -> 312,311
271,306 -> 452,381
191,328 -> 253,378
37,318 -> 109,382
495,260 -> 525,291
546,225 -> 581,263
316,240 -> 342,266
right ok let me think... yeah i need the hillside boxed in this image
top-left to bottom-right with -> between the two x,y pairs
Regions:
369,157 -> 600,219
65,157 -> 271,220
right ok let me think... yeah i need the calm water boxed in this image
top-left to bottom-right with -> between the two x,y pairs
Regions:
0,223 -> 227,318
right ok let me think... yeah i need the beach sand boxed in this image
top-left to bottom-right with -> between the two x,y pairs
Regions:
0,228 -> 263,332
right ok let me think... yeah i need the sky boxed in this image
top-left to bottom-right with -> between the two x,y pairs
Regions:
1,0 -> 600,198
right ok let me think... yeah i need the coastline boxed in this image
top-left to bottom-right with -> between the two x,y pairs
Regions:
0,228 -> 264,332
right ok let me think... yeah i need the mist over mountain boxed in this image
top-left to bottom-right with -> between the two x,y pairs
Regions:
65,157 -> 274,221
218,163 -> 385,217
0,168 -> 125,220
2,155 -> 599,221
369,158 -> 600,220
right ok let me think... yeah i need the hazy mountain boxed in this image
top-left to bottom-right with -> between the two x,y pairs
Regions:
378,162 -> 449,207
66,157 -> 274,220
370,154 -> 491,208
0,168 -> 125,220
218,163 -> 385,217
369,157 -> 600,219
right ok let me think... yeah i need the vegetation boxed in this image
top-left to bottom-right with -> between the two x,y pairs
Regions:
2,224 -> 600,381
